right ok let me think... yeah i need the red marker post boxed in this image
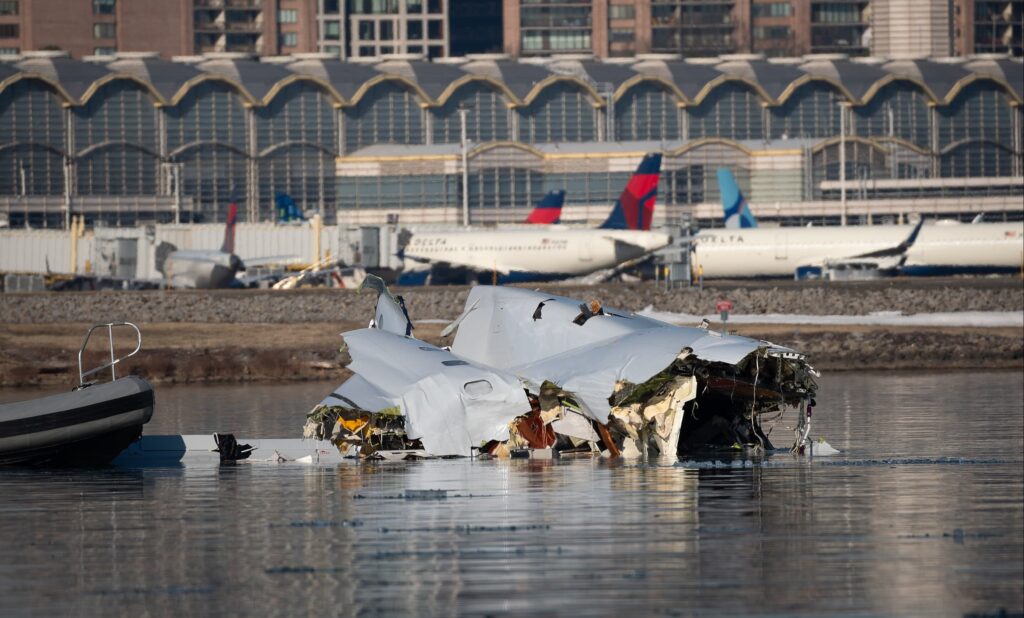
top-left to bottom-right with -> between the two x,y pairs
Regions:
715,299 -> 734,334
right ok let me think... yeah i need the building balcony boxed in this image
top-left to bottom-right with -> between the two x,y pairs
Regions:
195,0 -> 262,8
225,20 -> 262,32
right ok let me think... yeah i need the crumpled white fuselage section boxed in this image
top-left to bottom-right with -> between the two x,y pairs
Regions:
323,328 -> 530,456
451,287 -> 799,423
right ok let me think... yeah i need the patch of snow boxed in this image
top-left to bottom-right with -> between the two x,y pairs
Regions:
637,307 -> 1024,328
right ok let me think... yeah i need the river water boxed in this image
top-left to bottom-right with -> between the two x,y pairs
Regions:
0,371 -> 1021,617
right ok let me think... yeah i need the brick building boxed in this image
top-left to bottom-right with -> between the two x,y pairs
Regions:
0,0 -> 455,59
501,0 -> 1023,59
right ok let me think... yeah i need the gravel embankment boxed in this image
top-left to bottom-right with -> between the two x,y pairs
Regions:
1,278 -> 1021,324
2,279 -> 1020,386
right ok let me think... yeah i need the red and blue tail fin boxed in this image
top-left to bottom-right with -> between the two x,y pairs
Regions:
525,190 -> 565,224
220,197 -> 239,254
599,153 -> 662,231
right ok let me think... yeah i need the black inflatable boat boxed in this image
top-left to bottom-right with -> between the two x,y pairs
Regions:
0,322 -> 154,466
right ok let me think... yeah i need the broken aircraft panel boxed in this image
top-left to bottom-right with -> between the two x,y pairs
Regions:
308,276 -> 820,459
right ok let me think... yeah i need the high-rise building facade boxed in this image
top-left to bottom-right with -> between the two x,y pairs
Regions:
871,0 -> 951,57
0,0 -> 457,60
502,0 -> 1022,59
956,0 -> 1023,55
0,0 -> 316,58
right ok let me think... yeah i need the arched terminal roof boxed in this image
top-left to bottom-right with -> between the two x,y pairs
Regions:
0,52 -> 1019,108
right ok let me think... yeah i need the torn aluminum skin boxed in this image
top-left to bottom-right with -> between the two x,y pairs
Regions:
315,279 -> 530,457
447,287 -> 813,425
314,278 -> 818,458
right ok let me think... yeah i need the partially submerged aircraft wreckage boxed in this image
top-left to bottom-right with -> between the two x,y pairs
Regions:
306,276 -> 821,460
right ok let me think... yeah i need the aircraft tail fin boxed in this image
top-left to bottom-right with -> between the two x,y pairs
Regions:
525,190 -> 565,224
599,153 -> 662,230
718,168 -> 757,229
220,197 -> 239,254
276,193 -> 304,222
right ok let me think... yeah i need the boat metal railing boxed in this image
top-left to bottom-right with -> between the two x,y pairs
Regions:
78,322 -> 143,386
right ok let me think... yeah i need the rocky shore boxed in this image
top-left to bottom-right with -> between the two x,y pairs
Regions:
1,278 -> 1021,387
1,278 -> 1021,325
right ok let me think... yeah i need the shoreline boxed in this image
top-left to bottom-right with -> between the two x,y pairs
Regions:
2,279 -> 1020,388
2,320 -> 1021,388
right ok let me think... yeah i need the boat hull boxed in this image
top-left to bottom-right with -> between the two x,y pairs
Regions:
0,376 -> 154,467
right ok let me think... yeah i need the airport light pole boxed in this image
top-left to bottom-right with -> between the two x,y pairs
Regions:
839,101 -> 848,226
458,105 -> 470,227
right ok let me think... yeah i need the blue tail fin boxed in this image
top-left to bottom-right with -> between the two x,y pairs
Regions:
599,153 -> 662,230
717,168 -> 757,229
276,193 -> 304,222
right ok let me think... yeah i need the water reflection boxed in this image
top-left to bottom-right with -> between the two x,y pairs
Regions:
0,371 -> 1020,615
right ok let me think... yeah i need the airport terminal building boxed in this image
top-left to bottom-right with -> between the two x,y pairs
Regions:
0,50 -> 1021,229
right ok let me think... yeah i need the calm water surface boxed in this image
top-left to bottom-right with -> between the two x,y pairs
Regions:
0,371 -> 1021,617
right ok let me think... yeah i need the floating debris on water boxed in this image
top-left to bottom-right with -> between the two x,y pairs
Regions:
305,276 -> 821,463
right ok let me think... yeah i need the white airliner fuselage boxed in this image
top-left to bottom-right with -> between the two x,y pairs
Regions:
162,250 -> 244,289
400,228 -> 671,284
693,222 -> 1024,278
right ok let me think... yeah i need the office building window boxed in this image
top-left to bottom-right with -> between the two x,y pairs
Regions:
324,21 -> 341,40
278,9 -> 297,24
754,26 -> 792,40
609,5 -> 634,20
0,1 -> 17,16
0,46 -> 18,54
812,4 -> 863,23
611,28 -> 634,43
408,20 -> 423,39
752,2 -> 792,18
0,23 -> 17,38
280,32 -> 298,47
93,0 -> 115,15
351,0 -> 400,14
94,46 -> 117,55
94,23 -> 116,39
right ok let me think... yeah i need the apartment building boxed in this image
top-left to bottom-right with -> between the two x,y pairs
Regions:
502,0 -> 1022,58
0,0 -> 457,60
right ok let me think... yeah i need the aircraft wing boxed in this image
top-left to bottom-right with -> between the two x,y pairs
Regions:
241,255 -> 303,268
847,218 -> 924,260
794,218 -> 925,273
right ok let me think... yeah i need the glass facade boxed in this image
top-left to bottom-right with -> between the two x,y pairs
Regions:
517,81 -> 598,143
687,82 -> 765,140
651,0 -> 736,56
769,82 -> 843,139
342,81 -> 425,152
615,82 -> 681,141
520,1 -> 592,54
0,59 -> 1019,227
430,82 -> 512,143
852,81 -> 931,147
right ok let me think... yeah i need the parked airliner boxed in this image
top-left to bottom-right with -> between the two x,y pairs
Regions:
693,169 -> 1024,279
157,199 -> 296,288
397,154 -> 669,285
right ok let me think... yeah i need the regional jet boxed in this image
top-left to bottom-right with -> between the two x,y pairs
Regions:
693,169 -> 1023,279
397,154 -> 670,285
156,199 -> 297,288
